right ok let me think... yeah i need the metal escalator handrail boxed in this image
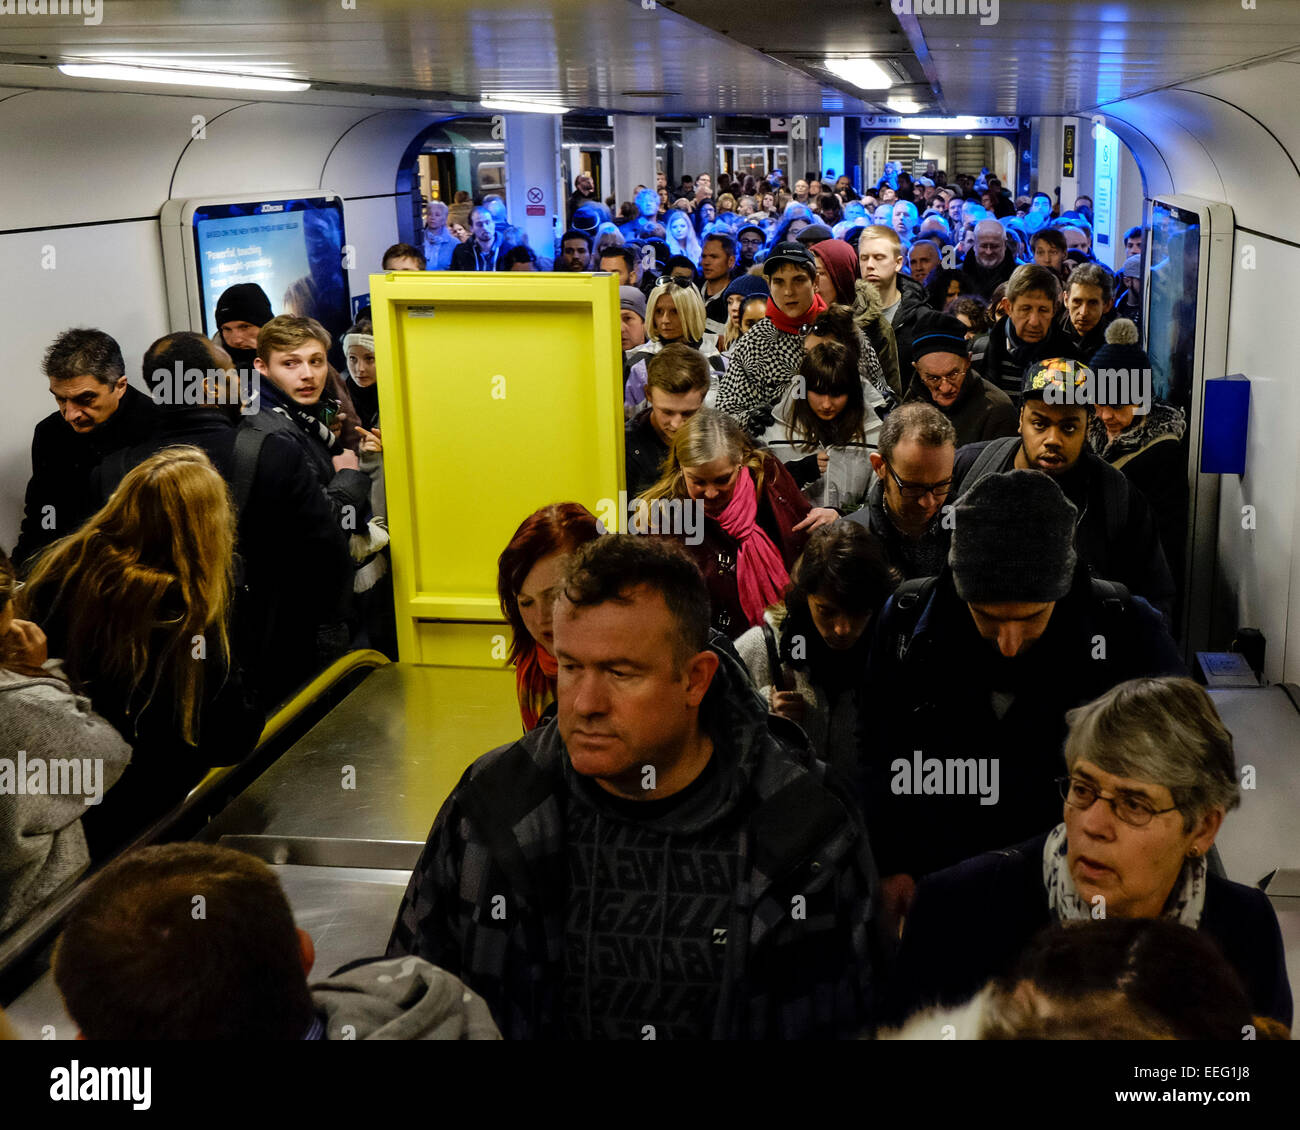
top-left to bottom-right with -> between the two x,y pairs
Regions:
0,650 -> 390,982
189,648 -> 392,799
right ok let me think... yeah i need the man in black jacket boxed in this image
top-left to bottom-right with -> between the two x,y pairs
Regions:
861,470 -> 1185,933
958,220 -> 1018,300
389,536 -> 881,1040
11,328 -> 160,570
624,345 -> 709,497
1058,261 -> 1116,360
449,206 -> 509,272
857,225 -> 929,374
952,356 -> 1176,622
96,332 -> 356,710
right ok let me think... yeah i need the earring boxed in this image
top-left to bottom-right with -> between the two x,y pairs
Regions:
1187,847 -> 1201,858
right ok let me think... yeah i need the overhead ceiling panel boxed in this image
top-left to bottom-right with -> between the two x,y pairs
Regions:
0,0 -> 873,114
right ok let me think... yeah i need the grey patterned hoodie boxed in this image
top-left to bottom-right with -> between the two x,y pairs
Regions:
0,664 -> 131,933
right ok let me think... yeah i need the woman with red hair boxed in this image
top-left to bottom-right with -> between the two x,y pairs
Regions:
497,503 -> 601,731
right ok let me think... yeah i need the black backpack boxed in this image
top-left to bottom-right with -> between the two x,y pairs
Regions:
96,426 -> 268,516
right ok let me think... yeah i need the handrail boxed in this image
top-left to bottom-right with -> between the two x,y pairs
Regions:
0,650 -> 390,992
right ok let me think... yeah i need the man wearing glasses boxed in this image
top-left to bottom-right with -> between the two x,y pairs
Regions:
844,402 -> 957,580
735,224 -> 765,271
859,470 -> 1184,935
903,310 -> 1016,447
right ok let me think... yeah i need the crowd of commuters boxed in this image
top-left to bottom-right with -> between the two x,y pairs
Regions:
1,159 -> 1285,1046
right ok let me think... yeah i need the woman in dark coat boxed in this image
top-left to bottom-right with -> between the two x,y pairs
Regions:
886,676 -> 1292,1030
637,407 -> 837,639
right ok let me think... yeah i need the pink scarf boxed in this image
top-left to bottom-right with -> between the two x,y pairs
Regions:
716,467 -> 790,627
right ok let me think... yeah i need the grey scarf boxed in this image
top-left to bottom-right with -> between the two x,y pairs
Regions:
1042,822 -> 1207,927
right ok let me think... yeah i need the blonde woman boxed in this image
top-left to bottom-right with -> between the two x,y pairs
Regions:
638,407 -> 837,638
21,447 -> 264,856
664,207 -> 703,265
624,279 -> 722,413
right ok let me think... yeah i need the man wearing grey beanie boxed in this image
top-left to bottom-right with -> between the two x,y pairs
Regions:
858,469 -> 1184,931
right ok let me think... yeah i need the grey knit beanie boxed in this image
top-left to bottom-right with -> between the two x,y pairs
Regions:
949,470 -> 1078,603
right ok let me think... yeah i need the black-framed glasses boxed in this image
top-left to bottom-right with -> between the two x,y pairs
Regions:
882,460 -> 952,500
653,275 -> 695,289
1056,775 -> 1179,828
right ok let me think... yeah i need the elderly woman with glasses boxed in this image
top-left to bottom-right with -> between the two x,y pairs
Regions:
884,676 -> 1293,1032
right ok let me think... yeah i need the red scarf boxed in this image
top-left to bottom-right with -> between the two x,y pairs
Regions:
515,642 -> 559,732
716,467 -> 790,628
764,292 -> 827,336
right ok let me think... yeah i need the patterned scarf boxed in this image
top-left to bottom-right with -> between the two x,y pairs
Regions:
715,467 -> 790,628
515,641 -> 559,732
262,381 -> 344,455
1042,821 -> 1207,927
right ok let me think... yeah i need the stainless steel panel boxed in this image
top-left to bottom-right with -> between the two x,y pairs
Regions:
201,663 -> 517,848
1208,685 -> 1300,889
217,834 -> 422,871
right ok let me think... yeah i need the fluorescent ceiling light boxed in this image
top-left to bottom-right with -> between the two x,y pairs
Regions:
480,98 -> 569,114
58,62 -> 310,92
886,98 -> 924,115
822,57 -> 893,90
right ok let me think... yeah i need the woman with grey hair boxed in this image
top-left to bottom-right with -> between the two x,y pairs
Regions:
882,676 -> 1292,1031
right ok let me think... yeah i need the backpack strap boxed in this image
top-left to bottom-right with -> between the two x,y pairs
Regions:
231,426 -> 268,515
1088,576 -> 1131,617
1100,461 -> 1129,547
890,575 -> 940,661
963,435 -> 1021,493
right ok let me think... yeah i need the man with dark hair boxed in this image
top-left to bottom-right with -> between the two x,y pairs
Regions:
598,245 -> 637,286
1031,228 -> 1070,287
952,357 -> 1176,621
736,223 -> 765,270
844,401 -> 956,579
450,206 -> 508,271
87,332 -> 356,707
699,232 -> 738,327
11,328 -> 160,568
861,469 -> 1184,931
556,228 -> 593,272
568,172 -> 598,223
381,243 -> 427,271
54,843 -> 499,1039
388,534 -> 881,1039
625,343 -> 711,495
1059,261 -> 1116,358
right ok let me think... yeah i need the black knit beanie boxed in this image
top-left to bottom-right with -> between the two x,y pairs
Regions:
949,470 -> 1078,603
214,283 -> 274,329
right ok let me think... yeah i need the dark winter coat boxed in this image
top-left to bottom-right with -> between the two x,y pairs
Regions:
842,476 -> 950,581
958,249 -> 1018,301
386,640 -> 882,1040
971,316 -> 1077,404
1058,307 -> 1116,361
903,369 -> 1018,448
886,831 -> 1293,1028
852,279 -> 902,401
953,436 -> 1177,622
91,405 -> 356,710
11,385 -> 161,569
859,564 -> 1185,881
624,407 -> 670,498
1088,404 -> 1189,589
887,273 -> 931,378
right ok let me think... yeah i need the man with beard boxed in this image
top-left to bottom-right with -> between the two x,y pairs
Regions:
959,220 -> 1019,300
213,283 -> 275,377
